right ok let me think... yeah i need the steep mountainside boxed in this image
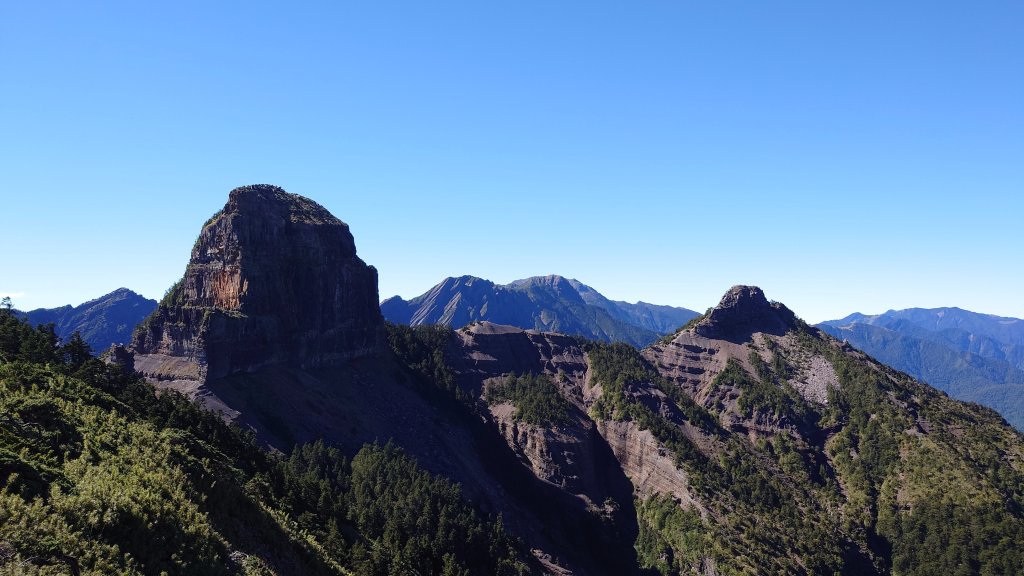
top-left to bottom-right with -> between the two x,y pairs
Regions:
382,274 -> 697,347
820,308 -> 1024,429
437,286 -> 1024,575
21,288 -> 156,352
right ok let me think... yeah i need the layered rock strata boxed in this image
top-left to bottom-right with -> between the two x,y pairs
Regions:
130,185 -> 384,388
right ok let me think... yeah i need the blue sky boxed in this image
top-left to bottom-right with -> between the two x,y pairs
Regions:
2,1 -> 1022,323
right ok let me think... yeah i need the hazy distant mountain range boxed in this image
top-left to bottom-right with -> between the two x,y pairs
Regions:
819,307 -> 1024,429
21,288 -> 157,352
381,274 -> 699,348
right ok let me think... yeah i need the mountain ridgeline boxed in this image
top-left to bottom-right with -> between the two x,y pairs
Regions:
20,288 -> 156,352
3,185 -> 1024,576
382,274 -> 698,348
820,308 -> 1024,430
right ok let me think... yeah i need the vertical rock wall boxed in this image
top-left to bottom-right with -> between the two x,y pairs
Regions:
130,184 -> 384,384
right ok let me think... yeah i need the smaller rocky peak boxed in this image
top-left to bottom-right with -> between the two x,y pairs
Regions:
718,285 -> 771,311
107,287 -> 136,298
538,274 -> 570,285
83,288 -> 145,306
694,285 -> 797,342
380,295 -> 406,306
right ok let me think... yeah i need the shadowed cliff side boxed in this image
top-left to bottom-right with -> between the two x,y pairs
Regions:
128,184 -> 385,399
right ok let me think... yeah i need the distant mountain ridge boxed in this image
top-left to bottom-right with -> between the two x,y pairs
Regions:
819,307 -> 1024,429
22,288 -> 157,352
381,274 -> 698,348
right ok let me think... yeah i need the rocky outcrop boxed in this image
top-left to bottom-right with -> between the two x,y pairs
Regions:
450,322 -> 589,397
693,285 -> 796,343
489,402 -> 597,496
647,286 -> 839,437
596,420 -> 703,510
130,185 -> 384,387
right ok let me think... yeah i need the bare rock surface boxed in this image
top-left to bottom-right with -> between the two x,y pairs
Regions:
693,285 -> 797,343
596,419 -> 704,511
130,184 -> 384,388
451,322 -> 712,513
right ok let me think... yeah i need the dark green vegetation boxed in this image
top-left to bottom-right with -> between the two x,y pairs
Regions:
811,329 -> 1024,576
0,309 -> 529,575
386,322 -> 461,400
633,495 -> 710,575
586,328 -> 1024,575
819,309 -> 1024,430
587,342 -> 718,437
485,373 -> 571,425
382,275 -> 697,348
732,350 -> 811,424
19,289 -> 157,353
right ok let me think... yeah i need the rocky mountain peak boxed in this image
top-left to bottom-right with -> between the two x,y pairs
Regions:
226,184 -> 346,228
130,185 -> 384,386
718,285 -> 771,310
106,287 -> 138,298
509,274 -> 580,290
442,275 -> 490,289
694,285 -> 797,342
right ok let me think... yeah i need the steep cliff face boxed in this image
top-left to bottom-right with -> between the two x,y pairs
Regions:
130,185 -> 384,387
448,323 -> 615,500
446,322 -> 706,515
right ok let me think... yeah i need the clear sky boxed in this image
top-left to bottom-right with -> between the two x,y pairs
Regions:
2,2 -> 1022,323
